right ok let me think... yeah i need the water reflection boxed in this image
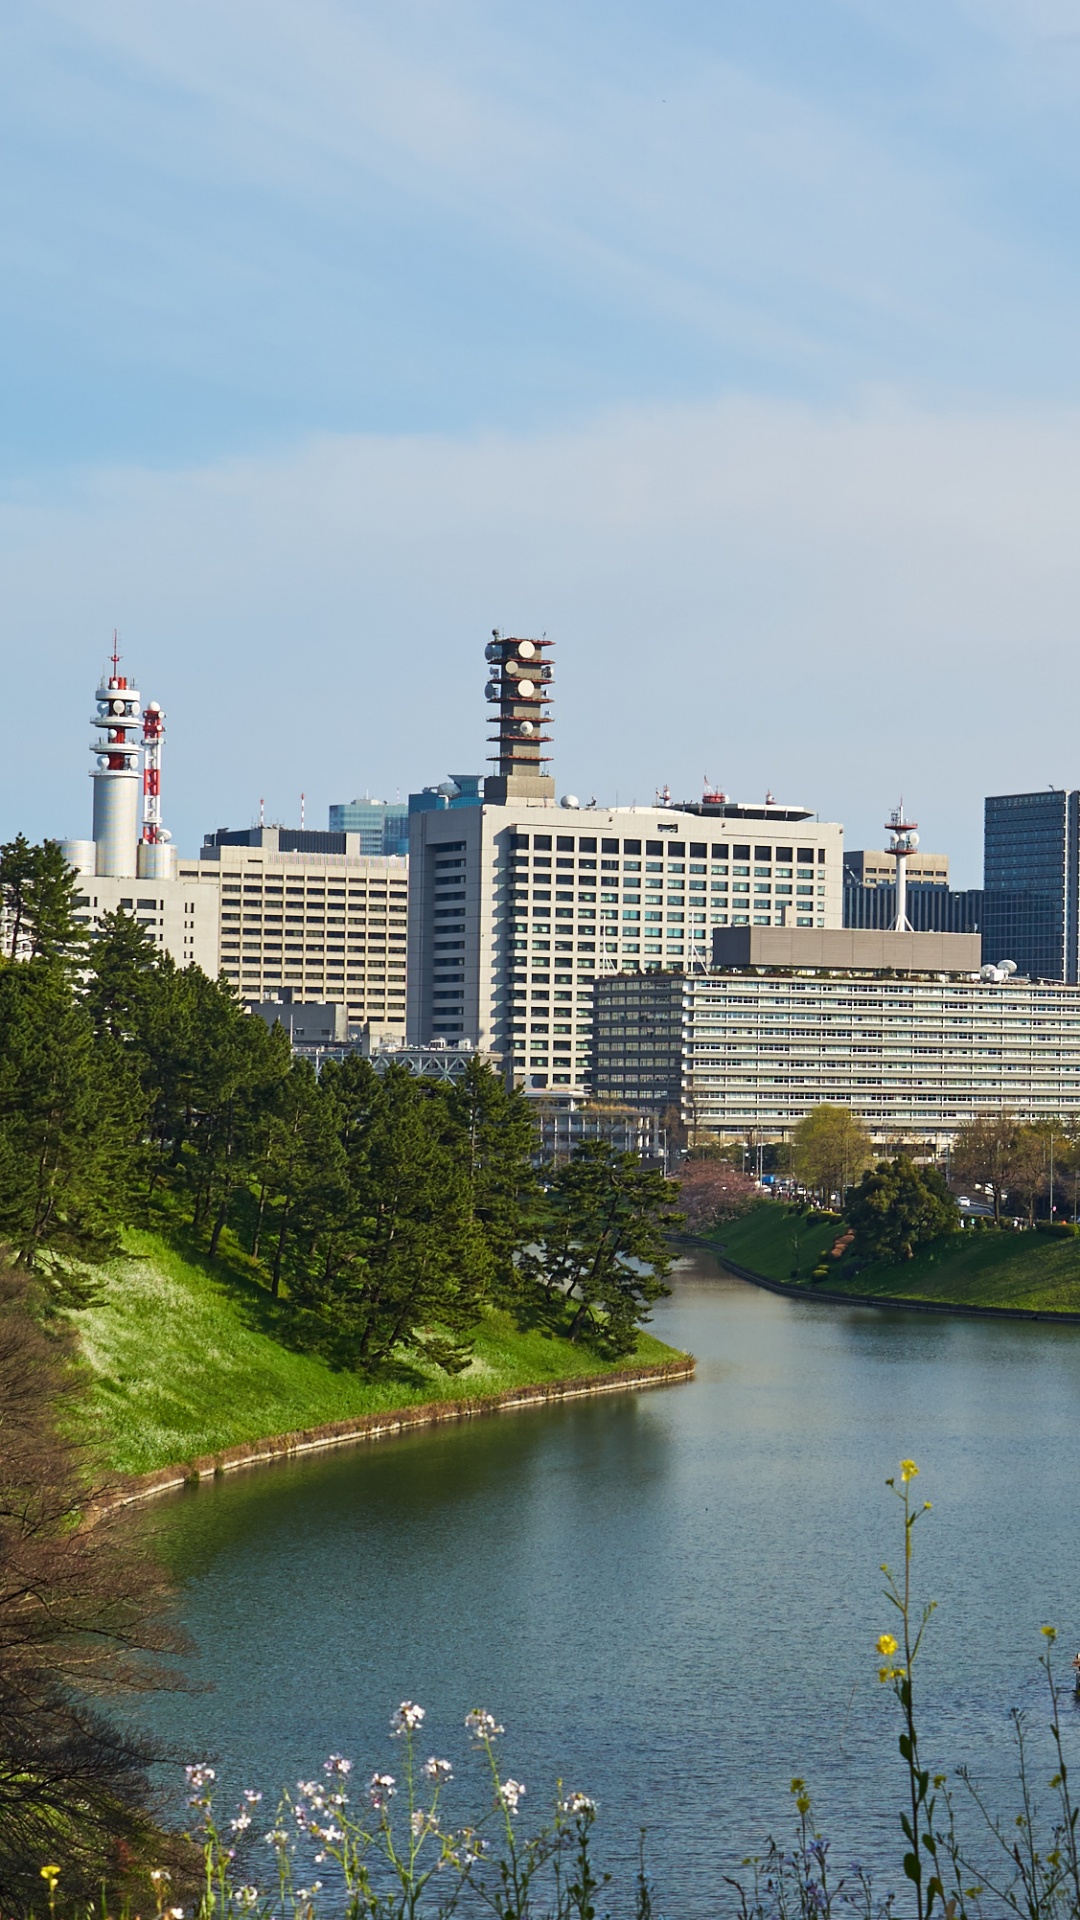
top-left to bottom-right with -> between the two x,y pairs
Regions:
138,1251 -> 1080,1913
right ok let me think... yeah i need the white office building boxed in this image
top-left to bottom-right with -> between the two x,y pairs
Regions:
596,928 -> 1080,1149
200,827 -> 408,1037
407,634 -> 843,1089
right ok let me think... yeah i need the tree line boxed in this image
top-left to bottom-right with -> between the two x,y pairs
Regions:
0,837 -> 680,1363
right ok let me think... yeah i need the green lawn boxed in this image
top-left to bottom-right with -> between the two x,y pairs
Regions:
65,1231 -> 685,1477
708,1202 -> 1080,1313
707,1203 -> 841,1282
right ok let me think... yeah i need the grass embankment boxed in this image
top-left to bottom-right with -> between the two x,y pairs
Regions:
711,1203 -> 1080,1314
67,1230 -> 685,1477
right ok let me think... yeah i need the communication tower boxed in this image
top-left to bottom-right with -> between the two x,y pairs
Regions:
137,700 -> 176,879
483,631 -> 555,802
886,800 -> 919,933
90,643 -> 143,877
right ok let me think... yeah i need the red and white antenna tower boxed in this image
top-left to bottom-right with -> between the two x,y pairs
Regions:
142,701 -> 165,844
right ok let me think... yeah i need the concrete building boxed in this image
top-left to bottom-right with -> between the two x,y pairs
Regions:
67,862 -> 221,973
594,927 -> 1080,1150
200,826 -> 408,1036
982,790 -> 1080,982
406,638 -> 845,1090
845,848 -> 949,888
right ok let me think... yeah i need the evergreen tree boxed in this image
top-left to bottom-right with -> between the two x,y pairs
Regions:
0,835 -> 85,967
0,965 -> 143,1267
290,1063 -> 492,1370
447,1056 -> 541,1298
847,1155 -> 959,1262
83,907 -> 161,1044
537,1140 -> 682,1356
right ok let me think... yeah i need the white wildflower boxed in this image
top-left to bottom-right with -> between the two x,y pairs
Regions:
391,1701 -> 426,1736
465,1709 -> 504,1741
561,1792 -> 597,1817
369,1770 -> 397,1808
423,1757 -> 453,1782
323,1753 -> 352,1776
499,1778 -> 526,1814
230,1812 -> 252,1834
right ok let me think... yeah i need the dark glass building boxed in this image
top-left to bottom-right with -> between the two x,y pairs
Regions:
843,880 -> 982,934
982,790 -> 1080,981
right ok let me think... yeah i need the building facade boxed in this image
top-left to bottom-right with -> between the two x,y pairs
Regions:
200,827 -> 408,1036
982,790 -> 1080,982
407,635 -> 845,1091
595,928 -> 1080,1149
407,799 -> 845,1090
844,879 -> 982,934
845,848 -> 949,887
328,796 -> 410,857
68,864 -> 221,973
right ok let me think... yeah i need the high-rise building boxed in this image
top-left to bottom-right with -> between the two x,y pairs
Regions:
200,826 -> 408,1035
406,635 -> 844,1090
328,795 -> 410,857
982,790 -> 1080,981
844,879 -> 982,934
595,927 -> 1080,1149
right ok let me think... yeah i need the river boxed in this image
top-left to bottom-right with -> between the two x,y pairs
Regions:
138,1248 -> 1080,1911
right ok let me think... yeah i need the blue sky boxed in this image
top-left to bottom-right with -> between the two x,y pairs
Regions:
6,0 -> 1080,880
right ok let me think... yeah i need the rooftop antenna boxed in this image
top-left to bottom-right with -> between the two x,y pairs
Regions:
259,796 -> 265,827
111,630 -> 121,679
300,791 -> 306,829
886,798 -> 918,932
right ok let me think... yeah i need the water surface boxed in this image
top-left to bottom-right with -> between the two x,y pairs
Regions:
140,1251 -> 1080,1909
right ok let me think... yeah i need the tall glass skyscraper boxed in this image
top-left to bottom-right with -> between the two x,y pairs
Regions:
983,790 -> 1080,981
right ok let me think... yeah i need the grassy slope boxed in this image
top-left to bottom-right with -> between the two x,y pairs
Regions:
708,1205 -> 841,1282
710,1204 -> 1080,1313
67,1230 -> 684,1477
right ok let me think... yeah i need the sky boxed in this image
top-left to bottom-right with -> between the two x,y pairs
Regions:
5,2 -> 1080,882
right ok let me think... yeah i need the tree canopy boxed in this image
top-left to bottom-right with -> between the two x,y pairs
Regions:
0,836 -> 673,1366
846,1155 -> 958,1263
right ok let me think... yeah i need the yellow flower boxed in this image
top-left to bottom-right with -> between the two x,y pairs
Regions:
899,1459 -> 919,1482
40,1867 -> 60,1887
876,1633 -> 899,1657
1042,1625 -> 1058,1641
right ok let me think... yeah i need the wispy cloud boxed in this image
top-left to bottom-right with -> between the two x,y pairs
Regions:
6,393 -> 1080,878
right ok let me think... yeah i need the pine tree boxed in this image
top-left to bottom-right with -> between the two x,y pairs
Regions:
537,1140 -> 682,1356
447,1056 -> 541,1300
0,965 -> 144,1267
0,835 -> 85,967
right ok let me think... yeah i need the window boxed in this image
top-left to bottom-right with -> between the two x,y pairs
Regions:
755,846 -> 772,861
798,847 -> 815,862
602,838 -> 619,853
734,844 -> 750,860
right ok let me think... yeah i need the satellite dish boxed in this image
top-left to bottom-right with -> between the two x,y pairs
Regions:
437,780 -> 460,798
999,959 -> 1018,975
519,721 -> 535,737
517,640 -> 536,659
485,640 -> 502,662
561,794 -> 580,809
516,678 -> 536,698
906,831 -> 920,851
